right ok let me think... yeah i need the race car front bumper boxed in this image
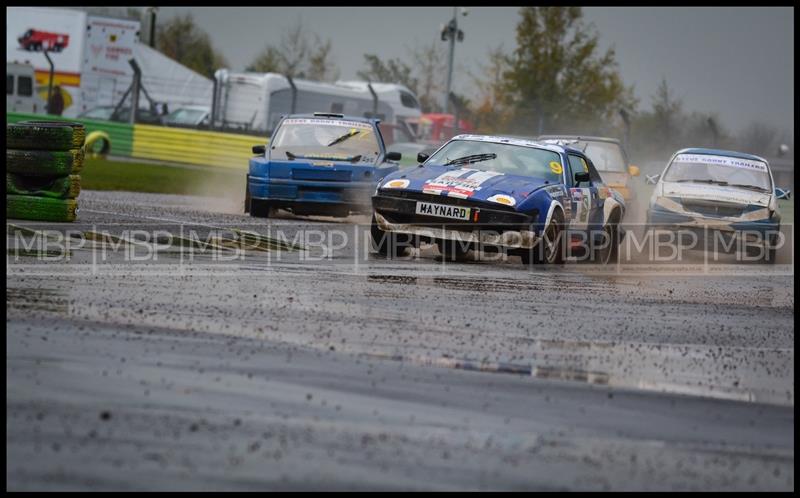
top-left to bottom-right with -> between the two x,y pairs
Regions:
646,201 -> 781,247
373,211 -> 539,249
372,192 -> 541,249
249,175 -> 375,211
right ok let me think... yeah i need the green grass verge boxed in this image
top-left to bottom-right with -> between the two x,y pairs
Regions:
81,158 -> 245,197
778,197 -> 793,226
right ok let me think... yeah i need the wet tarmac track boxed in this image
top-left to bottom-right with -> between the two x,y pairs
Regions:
6,190 -> 795,490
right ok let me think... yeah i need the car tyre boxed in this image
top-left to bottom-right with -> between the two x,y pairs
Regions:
436,239 -> 472,262
521,213 -> 565,266
371,214 -> 410,258
595,217 -> 621,265
249,199 -> 274,218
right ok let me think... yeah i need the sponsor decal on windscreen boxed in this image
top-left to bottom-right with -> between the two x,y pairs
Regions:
281,118 -> 373,129
674,154 -> 768,172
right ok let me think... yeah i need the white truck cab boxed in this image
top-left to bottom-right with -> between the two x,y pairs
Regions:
7,62 -> 45,113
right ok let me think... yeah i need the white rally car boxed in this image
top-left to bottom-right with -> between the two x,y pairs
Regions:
646,148 -> 783,262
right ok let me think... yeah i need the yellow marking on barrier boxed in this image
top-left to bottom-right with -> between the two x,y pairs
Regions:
132,124 -> 266,170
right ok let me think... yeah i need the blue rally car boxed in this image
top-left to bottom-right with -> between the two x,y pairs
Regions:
370,134 -> 627,265
246,113 -> 402,218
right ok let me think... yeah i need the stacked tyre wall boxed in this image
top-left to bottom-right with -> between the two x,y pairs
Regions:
7,113 -> 265,171
7,121 -> 86,222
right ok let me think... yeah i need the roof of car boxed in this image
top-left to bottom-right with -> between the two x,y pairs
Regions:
450,134 -> 570,154
538,135 -> 622,145
674,147 -> 768,163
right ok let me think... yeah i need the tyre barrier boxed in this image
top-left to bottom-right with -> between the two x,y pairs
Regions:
6,195 -> 78,222
6,173 -> 81,199
6,148 -> 85,176
6,121 -> 85,222
84,130 -> 111,158
7,121 -> 86,151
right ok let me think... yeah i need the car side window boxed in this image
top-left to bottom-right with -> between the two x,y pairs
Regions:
585,158 -> 604,184
567,154 -> 591,186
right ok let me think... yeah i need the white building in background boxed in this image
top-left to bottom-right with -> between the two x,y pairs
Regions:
6,6 -> 212,117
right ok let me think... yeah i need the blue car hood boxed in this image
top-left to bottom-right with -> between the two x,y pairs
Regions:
378,164 -> 554,206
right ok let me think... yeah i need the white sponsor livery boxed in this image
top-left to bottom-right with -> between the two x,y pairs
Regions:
422,168 -> 504,198
415,201 -> 471,221
662,182 -> 771,207
674,154 -> 768,172
281,118 -> 373,129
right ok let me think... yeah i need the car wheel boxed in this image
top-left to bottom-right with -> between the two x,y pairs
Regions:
436,239 -> 472,262
746,233 -> 778,264
244,175 -> 251,214
370,214 -> 410,258
521,213 -> 565,266
249,199 -> 273,218
595,219 -> 620,265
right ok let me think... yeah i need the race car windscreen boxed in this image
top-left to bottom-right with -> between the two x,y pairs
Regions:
270,118 -> 381,163
574,141 -> 627,173
426,140 -> 563,183
662,153 -> 772,191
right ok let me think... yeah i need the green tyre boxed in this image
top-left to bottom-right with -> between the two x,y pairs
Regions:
7,121 -> 86,150
6,173 -> 81,199
6,148 -> 85,176
6,195 -> 78,222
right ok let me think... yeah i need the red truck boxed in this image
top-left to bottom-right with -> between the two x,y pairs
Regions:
18,29 -> 70,52
417,113 -> 475,143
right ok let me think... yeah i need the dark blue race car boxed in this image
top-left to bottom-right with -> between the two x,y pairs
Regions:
370,134 -> 627,265
246,113 -> 401,218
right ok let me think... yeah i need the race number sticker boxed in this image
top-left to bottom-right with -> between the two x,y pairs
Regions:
549,161 -> 563,175
673,154 -> 768,172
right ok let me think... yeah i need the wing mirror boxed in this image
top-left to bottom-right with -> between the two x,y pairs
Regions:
252,145 -> 266,155
628,164 -> 640,176
417,152 -> 430,164
574,172 -> 590,185
386,151 -> 402,161
645,174 -> 660,185
775,187 -> 791,200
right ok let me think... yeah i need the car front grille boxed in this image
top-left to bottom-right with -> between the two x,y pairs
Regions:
681,199 -> 745,218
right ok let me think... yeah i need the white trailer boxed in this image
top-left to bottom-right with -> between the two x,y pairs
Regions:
334,80 -> 422,135
212,71 -> 421,135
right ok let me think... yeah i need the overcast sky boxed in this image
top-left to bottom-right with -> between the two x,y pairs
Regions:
153,7 -> 793,135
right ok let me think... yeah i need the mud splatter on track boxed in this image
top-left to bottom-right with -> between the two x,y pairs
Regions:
6,190 -> 794,490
